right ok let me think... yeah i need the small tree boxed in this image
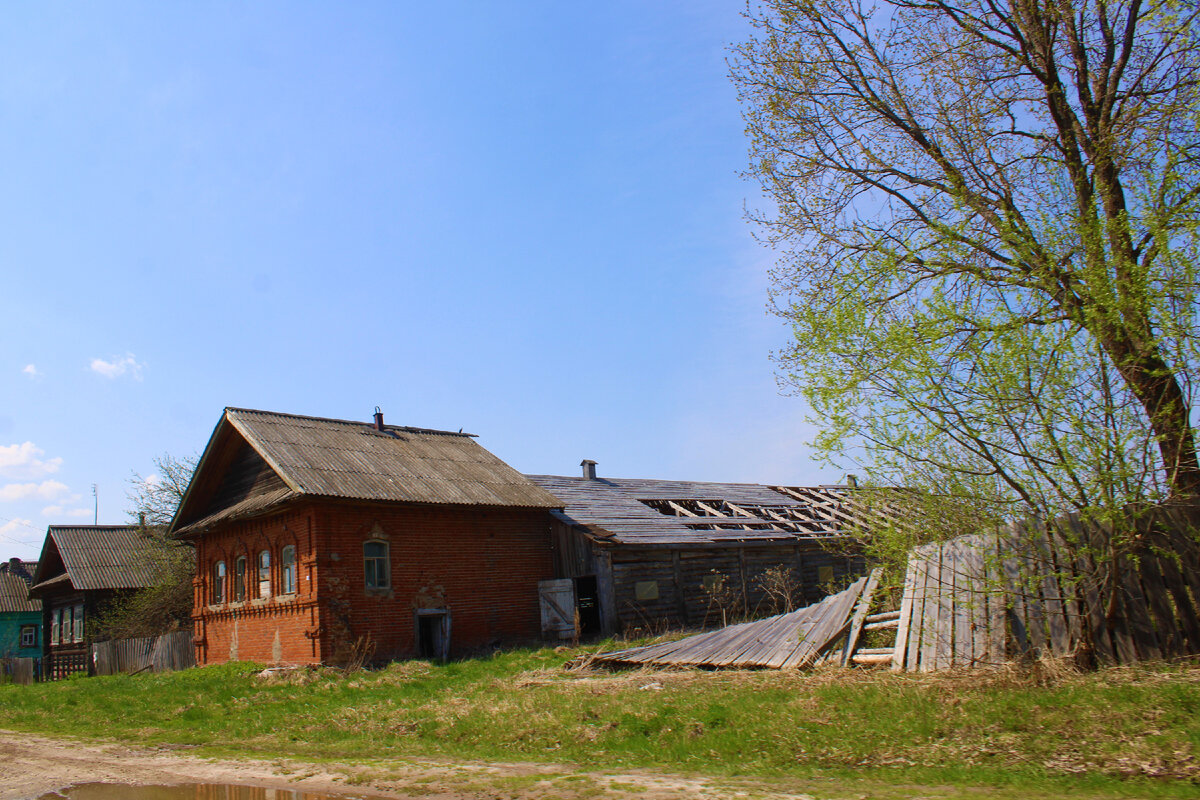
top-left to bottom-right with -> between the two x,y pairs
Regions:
92,453 -> 198,640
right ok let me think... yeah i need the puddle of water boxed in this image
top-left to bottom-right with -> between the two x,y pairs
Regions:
37,784 -> 387,800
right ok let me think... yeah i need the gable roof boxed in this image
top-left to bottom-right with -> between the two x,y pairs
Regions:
0,560 -> 39,614
171,408 -> 561,535
28,526 -> 171,597
527,474 -> 863,547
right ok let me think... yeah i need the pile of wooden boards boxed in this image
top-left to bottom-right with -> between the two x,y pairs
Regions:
591,573 -> 874,669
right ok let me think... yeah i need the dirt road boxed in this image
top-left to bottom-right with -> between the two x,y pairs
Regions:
0,730 -> 821,800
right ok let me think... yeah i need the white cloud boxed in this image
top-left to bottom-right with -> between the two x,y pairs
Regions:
0,442 -> 63,480
22,364 -> 39,379
41,505 -> 93,519
0,479 -> 70,502
90,353 -> 145,380
0,517 -> 34,537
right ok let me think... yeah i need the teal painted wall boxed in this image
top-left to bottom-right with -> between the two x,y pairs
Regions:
0,611 -> 41,658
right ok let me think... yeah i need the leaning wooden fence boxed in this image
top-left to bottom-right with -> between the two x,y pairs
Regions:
893,504 -> 1200,670
92,630 -> 195,676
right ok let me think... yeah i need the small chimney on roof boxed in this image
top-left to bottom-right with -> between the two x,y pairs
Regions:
581,459 -> 597,480
374,406 -> 385,431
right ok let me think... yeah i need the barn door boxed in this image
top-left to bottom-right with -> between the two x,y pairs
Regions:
538,578 -> 577,639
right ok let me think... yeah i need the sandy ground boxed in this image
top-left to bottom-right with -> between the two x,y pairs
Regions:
0,730 -> 829,800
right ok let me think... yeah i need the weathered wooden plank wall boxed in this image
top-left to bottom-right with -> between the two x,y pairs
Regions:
894,504 -> 1200,670
92,630 -> 195,676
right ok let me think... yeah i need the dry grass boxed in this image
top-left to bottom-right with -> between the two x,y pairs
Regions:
1,647 -> 1198,797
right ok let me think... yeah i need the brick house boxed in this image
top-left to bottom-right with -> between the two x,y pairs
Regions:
27,526 -> 170,678
170,408 -> 562,666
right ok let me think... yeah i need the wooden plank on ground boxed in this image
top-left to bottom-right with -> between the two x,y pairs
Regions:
1031,523 -> 1071,657
892,557 -> 920,671
983,531 -> 1006,665
933,542 -> 956,670
949,539 -> 973,667
1001,523 -> 1031,656
841,568 -> 881,667
1016,522 -> 1049,656
1065,513 -> 1115,665
964,536 -> 988,666
919,544 -> 942,672
1048,522 -> 1083,653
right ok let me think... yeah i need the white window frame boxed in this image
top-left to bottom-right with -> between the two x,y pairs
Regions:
257,550 -> 271,598
364,540 -> 390,590
280,545 -> 296,595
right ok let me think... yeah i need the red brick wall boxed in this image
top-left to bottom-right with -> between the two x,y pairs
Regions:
192,500 -> 554,665
192,506 -> 324,665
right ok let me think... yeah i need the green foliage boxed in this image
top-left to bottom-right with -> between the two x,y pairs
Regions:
91,452 -> 199,640
733,0 -> 1200,517
0,649 -> 1198,796
90,532 -> 194,640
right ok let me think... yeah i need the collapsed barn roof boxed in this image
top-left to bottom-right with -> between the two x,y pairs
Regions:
526,473 -> 868,547
171,407 -> 562,536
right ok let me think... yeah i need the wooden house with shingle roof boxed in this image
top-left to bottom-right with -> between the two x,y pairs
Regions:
28,526 -> 173,678
0,558 -> 41,661
171,407 -> 562,666
527,466 -> 868,636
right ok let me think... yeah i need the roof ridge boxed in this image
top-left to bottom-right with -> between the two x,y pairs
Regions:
225,407 -> 475,438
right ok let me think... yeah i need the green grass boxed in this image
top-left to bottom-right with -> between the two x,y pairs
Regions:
1,645 -> 1198,799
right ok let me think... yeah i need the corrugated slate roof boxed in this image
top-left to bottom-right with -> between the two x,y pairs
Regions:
528,475 -> 858,546
29,526 -> 174,594
172,408 -> 561,535
227,408 -> 561,508
0,569 -> 39,613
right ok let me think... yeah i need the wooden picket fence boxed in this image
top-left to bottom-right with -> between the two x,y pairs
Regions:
893,504 -> 1200,670
91,630 -> 195,676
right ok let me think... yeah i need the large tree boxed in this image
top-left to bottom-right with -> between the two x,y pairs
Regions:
733,0 -> 1200,515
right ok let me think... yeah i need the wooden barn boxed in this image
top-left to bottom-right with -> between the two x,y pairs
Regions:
27,526 -> 171,678
170,407 -> 562,666
528,463 -> 867,637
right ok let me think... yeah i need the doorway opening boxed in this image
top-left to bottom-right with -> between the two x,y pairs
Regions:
415,609 -> 450,661
574,575 -> 602,636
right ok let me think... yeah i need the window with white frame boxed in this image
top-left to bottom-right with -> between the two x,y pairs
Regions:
212,560 -> 226,604
72,603 -> 84,642
20,624 -> 36,648
50,607 -> 61,645
281,545 -> 296,594
257,550 -> 271,598
234,556 -> 247,601
364,540 -> 389,590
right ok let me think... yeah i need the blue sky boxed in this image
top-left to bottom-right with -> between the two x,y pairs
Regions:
0,2 -> 842,561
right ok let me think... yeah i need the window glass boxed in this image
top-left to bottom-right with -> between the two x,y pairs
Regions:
234,556 -> 247,601
281,546 -> 296,594
364,540 -> 389,589
212,560 -> 226,604
50,608 -> 61,645
257,550 -> 271,597
72,603 -> 84,642
20,625 -> 36,648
